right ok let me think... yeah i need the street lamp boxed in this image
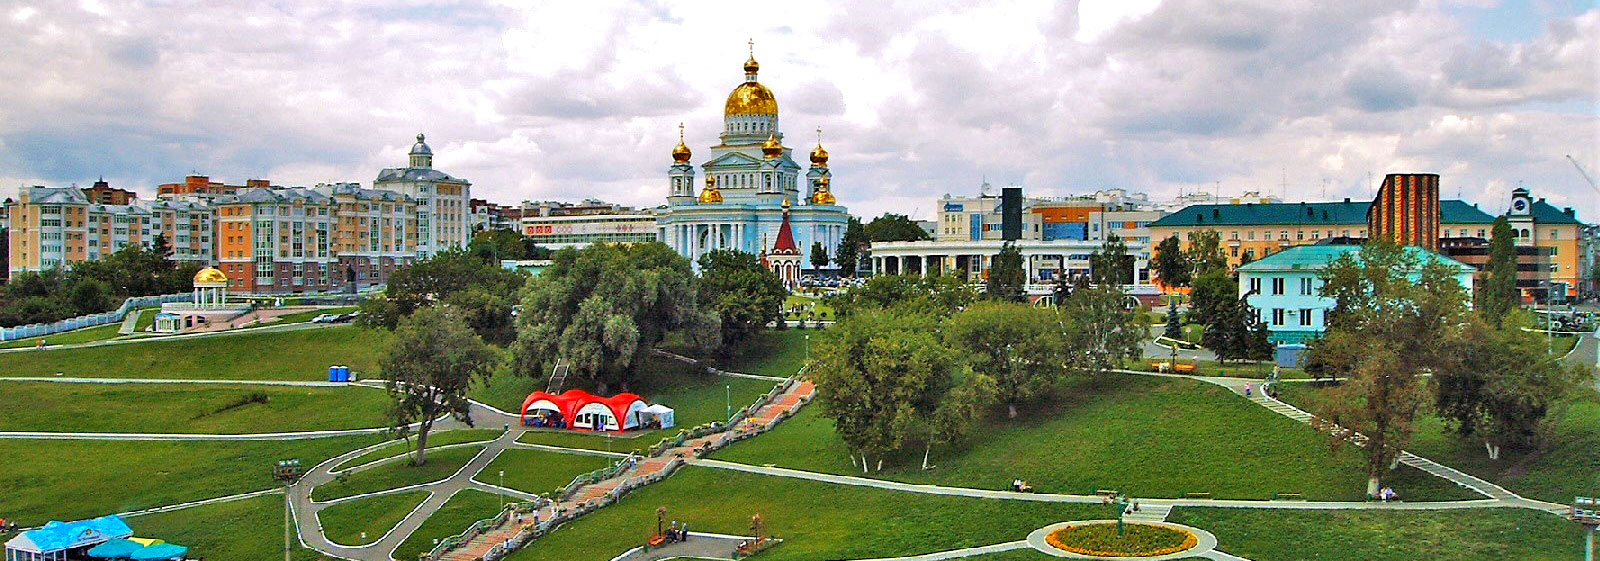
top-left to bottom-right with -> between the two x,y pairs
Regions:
725,384 -> 732,422
499,470 -> 506,511
272,459 -> 303,561
1572,496 -> 1598,561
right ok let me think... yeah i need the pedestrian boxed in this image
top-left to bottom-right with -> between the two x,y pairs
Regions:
1244,383 -> 1252,397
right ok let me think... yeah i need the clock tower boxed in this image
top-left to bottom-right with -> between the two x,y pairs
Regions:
1508,187 -> 1535,246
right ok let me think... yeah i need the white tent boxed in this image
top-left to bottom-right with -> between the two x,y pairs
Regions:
641,404 -> 676,429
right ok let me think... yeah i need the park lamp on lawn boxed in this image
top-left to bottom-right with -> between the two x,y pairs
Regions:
273,459 -> 303,561
1572,496 -> 1598,561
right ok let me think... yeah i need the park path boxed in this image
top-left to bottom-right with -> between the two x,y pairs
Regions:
426,380 -> 815,561
0,321 -> 330,354
1562,325 -> 1600,391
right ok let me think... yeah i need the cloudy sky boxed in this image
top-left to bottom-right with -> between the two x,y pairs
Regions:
0,0 -> 1595,221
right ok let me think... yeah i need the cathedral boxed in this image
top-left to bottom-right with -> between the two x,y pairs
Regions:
655,46 -> 851,275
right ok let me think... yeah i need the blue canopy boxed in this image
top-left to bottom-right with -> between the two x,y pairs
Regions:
129,543 -> 188,560
87,538 -> 144,558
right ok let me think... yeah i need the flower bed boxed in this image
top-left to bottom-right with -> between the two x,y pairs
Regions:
1045,523 -> 1197,557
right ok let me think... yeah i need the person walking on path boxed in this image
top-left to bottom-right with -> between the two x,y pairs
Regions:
1244,383 -> 1252,397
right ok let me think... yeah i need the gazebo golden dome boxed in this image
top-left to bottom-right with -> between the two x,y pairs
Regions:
193,267 -> 228,285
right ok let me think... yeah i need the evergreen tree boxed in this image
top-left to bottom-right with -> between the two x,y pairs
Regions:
1163,305 -> 1183,340
1478,217 -> 1519,322
986,242 -> 1026,302
809,241 -> 830,270
835,218 -> 868,277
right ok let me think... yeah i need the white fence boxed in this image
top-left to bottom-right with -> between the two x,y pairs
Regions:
0,293 -> 190,342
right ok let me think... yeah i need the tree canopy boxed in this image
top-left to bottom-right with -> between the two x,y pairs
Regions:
826,274 -> 976,319
358,248 -> 528,345
1151,235 -> 1191,288
864,213 -> 931,242
381,307 -> 498,465
985,242 -> 1026,302
1089,234 -> 1133,287
697,249 -> 786,349
1056,278 -> 1145,376
1477,217 -> 1518,322
835,217 -> 869,277
1184,230 -> 1228,278
468,228 -> 549,262
511,242 -> 717,393
943,301 -> 1068,418
1432,312 -> 1587,456
1,235 -> 199,327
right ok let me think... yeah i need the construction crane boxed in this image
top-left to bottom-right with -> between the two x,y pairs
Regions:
1567,154 -> 1600,195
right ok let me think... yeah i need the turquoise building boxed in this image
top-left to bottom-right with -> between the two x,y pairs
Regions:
655,49 -> 850,271
1236,244 -> 1476,344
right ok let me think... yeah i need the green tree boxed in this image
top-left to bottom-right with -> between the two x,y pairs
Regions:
1163,305 -> 1182,340
1185,230 -> 1228,277
698,249 -> 786,349
809,241 -> 830,271
1309,242 -> 1470,497
512,243 -> 717,392
835,217 -> 868,277
1188,269 -> 1235,328
1433,312 -> 1587,458
1058,277 -> 1145,375
381,307 -> 498,466
1477,217 -> 1519,322
809,310 -> 995,471
864,213 -> 931,242
358,249 -> 528,342
1089,234 -> 1133,287
943,302 -> 1068,418
468,228 -> 531,261
1151,235 -> 1192,288
985,242 -> 1026,302
1202,294 -> 1272,364
826,274 -> 976,319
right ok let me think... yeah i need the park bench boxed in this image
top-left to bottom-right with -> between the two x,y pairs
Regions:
647,534 -> 668,547
1149,361 -> 1197,373
1183,492 -> 1212,499
1273,492 -> 1304,500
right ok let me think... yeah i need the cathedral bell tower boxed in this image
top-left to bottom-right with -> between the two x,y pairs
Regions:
668,123 -> 697,205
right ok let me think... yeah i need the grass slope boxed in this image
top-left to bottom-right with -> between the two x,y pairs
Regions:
504,467 -> 1103,561
0,383 -> 390,434
476,448 -> 612,496
332,429 -> 502,472
1168,507 -> 1590,560
1278,382 -> 1600,504
0,325 -> 391,380
0,435 -> 381,525
394,489 -> 507,560
0,323 -> 126,349
319,491 -> 430,546
713,375 -> 1473,502
128,493 -> 326,560
313,445 -> 482,502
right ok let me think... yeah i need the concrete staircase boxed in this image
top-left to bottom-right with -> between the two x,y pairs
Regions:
1123,503 -> 1172,523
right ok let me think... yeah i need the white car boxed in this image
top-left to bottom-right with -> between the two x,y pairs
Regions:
310,313 -> 340,323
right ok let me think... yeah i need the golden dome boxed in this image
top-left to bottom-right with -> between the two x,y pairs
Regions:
671,123 -> 691,163
725,82 -> 778,116
809,143 -> 829,166
744,54 -> 760,74
698,175 -> 723,203
761,133 -> 784,159
810,177 -> 836,205
194,267 -> 228,285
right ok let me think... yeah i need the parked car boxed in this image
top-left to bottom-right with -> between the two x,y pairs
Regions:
310,314 -> 339,323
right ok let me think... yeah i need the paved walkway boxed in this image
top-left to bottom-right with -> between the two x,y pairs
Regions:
0,321 -> 330,354
609,532 -> 750,561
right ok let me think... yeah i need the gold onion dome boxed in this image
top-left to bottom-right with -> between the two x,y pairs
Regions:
194,267 -> 228,284
811,177 -> 836,205
671,123 -> 691,163
725,55 -> 778,116
762,133 -> 784,158
809,142 -> 829,166
698,175 -> 723,203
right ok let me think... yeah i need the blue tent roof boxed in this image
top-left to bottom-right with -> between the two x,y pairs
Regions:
87,538 -> 143,558
129,543 -> 188,560
6,516 -> 133,553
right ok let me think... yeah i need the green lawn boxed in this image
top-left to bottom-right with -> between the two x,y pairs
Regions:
0,325 -> 392,380
468,362 -> 542,415
476,448 -> 612,496
1277,382 -> 1600,504
132,308 -> 157,333
0,435 -> 381,526
1554,334 -> 1580,356
783,294 -> 835,321
718,329 -> 811,377
1169,506 -> 1591,560
0,382 -> 390,434
712,375 -> 1473,502
0,322 -> 126,349
1134,359 -> 1310,380
394,489 -> 508,561
332,429 -> 502,471
313,445 -> 482,501
515,374 -> 777,453
128,493 -> 326,560
503,466 -> 1105,561
319,491 -> 430,546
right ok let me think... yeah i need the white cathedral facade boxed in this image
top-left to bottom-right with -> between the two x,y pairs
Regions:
656,48 -> 850,272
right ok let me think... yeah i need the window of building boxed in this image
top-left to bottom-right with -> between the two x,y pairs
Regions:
1271,277 -> 1285,295
1247,231 -> 1255,240
1249,277 -> 1261,294
1300,277 -> 1313,295
1272,308 -> 1285,326
1230,247 -> 1239,257
1300,308 -> 1313,326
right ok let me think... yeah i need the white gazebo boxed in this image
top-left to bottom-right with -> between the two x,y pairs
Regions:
192,267 -> 230,308
157,267 -> 251,333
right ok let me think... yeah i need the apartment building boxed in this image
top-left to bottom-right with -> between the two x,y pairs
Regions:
214,184 -> 416,294
373,134 -> 471,257
6,186 -> 214,274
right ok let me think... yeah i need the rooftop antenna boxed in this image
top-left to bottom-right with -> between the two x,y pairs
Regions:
1280,166 -> 1287,200
1321,178 -> 1327,200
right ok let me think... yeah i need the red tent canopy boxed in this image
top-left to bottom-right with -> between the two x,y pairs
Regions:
520,389 -> 648,431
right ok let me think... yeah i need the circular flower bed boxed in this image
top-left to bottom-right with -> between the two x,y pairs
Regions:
1045,523 -> 1198,557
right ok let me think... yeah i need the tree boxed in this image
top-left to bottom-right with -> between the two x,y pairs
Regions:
985,242 -> 1026,302
1433,312 -> 1587,458
1057,277 -> 1145,376
809,241 -> 830,271
809,310 -> 995,471
512,243 -> 717,393
1185,230 -> 1228,277
381,307 -> 498,466
835,217 -> 868,277
1477,217 -> 1519,322
468,228 -> 531,261
1163,305 -> 1182,340
1308,242 -> 1470,497
826,274 -> 976,319
1089,234 -> 1133,287
1151,235 -> 1191,289
1201,293 -> 1272,364
358,249 -> 528,343
1188,269 -> 1235,328
943,302 -> 1068,418
698,249 -> 786,349
864,213 -> 931,242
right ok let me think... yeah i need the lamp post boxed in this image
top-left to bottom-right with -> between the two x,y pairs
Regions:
272,459 -> 303,561
499,470 -> 506,511
1572,496 -> 1598,561
725,384 -> 732,422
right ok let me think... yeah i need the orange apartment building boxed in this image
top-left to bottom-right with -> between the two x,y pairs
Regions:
214,184 -> 417,293
6,185 -> 213,274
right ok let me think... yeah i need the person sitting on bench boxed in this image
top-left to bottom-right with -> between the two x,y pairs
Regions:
1011,479 -> 1034,493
